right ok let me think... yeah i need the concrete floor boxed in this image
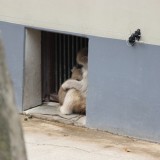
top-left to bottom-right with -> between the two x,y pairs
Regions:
21,115 -> 160,160
23,102 -> 86,126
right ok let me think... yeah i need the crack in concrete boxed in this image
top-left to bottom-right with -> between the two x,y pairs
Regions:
41,114 -> 70,120
38,113 -> 83,122
26,142 -> 91,153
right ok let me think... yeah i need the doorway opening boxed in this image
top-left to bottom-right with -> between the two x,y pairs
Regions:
41,31 -> 88,102
23,28 -> 88,126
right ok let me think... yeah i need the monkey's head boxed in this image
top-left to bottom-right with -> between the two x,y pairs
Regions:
76,48 -> 88,67
71,66 -> 82,81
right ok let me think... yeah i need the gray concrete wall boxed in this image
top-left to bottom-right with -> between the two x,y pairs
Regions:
1,21 -> 160,142
0,22 -> 25,111
87,36 -> 160,142
23,28 -> 42,110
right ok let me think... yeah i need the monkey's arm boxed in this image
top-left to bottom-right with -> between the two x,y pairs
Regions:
62,79 -> 82,91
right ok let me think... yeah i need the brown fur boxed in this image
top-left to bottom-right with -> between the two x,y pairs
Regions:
60,48 -> 88,115
58,66 -> 82,105
72,91 -> 86,114
64,89 -> 86,115
76,48 -> 88,66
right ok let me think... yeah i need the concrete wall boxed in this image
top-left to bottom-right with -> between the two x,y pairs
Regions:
0,0 -> 160,45
1,21 -> 160,143
0,22 -> 25,111
87,36 -> 160,142
23,28 -> 41,110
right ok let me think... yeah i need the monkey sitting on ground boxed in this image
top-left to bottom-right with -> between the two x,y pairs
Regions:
58,66 -> 83,105
60,48 -> 88,115
49,65 -> 82,103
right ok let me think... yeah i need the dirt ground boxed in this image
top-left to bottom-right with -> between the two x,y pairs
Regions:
21,115 -> 160,160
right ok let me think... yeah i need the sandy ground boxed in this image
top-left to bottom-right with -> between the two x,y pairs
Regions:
21,115 -> 160,160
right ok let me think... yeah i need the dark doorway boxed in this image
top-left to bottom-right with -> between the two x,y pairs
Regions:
41,31 -> 88,102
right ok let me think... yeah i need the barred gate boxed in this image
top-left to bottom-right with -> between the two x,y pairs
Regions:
41,31 -> 88,102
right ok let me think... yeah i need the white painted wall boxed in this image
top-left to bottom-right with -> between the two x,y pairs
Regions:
0,0 -> 160,45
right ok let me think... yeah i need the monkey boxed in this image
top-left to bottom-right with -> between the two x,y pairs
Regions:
62,48 -> 88,96
58,66 -> 83,105
60,48 -> 88,115
49,65 -> 82,103
60,89 -> 86,114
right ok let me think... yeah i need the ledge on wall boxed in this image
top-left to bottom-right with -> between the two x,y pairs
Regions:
23,102 -> 86,127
